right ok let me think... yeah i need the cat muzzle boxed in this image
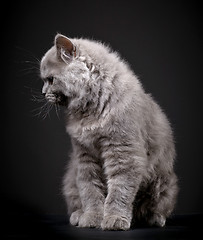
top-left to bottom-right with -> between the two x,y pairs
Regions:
45,92 -> 68,105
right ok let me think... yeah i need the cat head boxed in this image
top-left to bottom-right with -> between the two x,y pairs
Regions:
40,34 -> 92,107
40,34 -> 124,119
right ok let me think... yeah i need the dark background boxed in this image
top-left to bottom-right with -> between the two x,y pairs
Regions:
2,0 -> 202,220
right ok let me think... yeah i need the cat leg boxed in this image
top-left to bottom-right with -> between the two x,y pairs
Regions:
135,172 -> 178,227
63,154 -> 83,226
101,144 -> 146,230
76,145 -> 106,228
148,172 -> 178,227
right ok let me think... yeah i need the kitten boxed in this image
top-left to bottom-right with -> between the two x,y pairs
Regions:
40,34 -> 178,230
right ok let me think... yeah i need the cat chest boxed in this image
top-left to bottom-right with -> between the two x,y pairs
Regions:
66,122 -> 102,152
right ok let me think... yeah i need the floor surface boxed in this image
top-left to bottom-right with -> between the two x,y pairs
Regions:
3,213 -> 203,240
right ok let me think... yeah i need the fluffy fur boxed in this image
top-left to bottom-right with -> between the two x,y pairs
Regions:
40,34 -> 178,230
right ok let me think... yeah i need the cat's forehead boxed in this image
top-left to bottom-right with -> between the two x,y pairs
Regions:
40,46 -> 61,78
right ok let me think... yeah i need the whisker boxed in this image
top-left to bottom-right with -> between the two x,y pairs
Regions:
24,86 -> 42,93
31,102 -> 46,115
31,101 -> 51,119
55,103 -> 60,119
24,86 -> 45,103
42,102 -> 53,119
15,46 -> 41,64
15,46 -> 41,77
23,60 -> 40,65
16,60 -> 40,68
19,64 -> 40,76
31,95 -> 45,103
20,66 -> 40,72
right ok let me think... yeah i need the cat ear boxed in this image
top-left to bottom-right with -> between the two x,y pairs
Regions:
55,34 -> 76,63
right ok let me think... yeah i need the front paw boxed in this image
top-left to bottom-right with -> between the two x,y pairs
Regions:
101,215 -> 131,230
78,212 -> 103,228
70,209 -> 83,226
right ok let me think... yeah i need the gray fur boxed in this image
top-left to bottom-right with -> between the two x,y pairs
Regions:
40,34 -> 178,230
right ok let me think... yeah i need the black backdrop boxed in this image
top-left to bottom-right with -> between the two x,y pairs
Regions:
2,0 -> 202,217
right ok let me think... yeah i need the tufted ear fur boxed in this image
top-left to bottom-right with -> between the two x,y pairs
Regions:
55,34 -> 76,63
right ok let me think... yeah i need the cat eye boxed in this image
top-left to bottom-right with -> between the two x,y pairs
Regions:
47,76 -> 54,85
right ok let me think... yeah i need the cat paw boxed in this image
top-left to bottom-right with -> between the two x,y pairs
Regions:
70,209 -> 83,226
101,215 -> 130,230
148,214 -> 166,227
78,211 -> 103,228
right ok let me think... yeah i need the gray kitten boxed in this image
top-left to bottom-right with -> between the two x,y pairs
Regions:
40,34 -> 178,230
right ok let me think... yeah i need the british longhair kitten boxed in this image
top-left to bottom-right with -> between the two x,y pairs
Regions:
40,34 -> 178,230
